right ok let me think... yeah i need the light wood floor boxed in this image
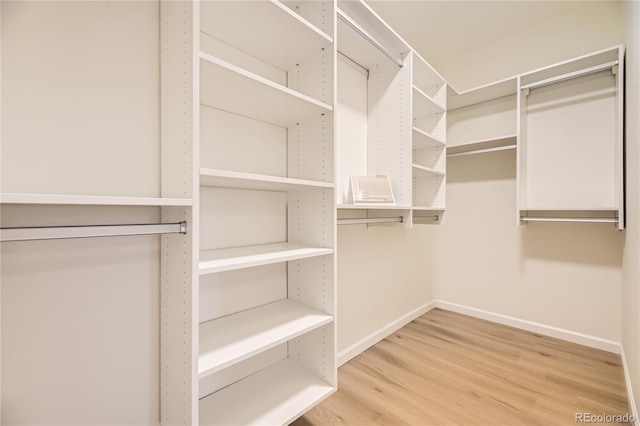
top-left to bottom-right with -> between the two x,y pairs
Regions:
294,309 -> 631,426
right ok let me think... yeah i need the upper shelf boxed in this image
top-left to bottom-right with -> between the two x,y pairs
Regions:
0,193 -> 192,207
200,1 -> 332,72
199,299 -> 332,378
413,86 -> 445,117
413,127 -> 445,150
413,52 -> 446,107
200,169 -> 333,192
200,53 -> 333,128
199,242 -> 333,275
447,77 -> 518,111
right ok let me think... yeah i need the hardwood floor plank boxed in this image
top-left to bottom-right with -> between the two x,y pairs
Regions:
295,308 -> 631,425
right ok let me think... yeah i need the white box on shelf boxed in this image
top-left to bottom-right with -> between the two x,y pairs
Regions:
350,175 -> 395,206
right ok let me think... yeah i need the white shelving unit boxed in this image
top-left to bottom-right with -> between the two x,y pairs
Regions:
195,1 -> 337,424
411,52 -> 447,221
335,0 -> 413,227
517,45 -> 624,229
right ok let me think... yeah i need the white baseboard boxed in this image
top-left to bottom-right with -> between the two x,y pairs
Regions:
433,300 -> 621,354
620,344 -> 640,425
337,300 -> 437,366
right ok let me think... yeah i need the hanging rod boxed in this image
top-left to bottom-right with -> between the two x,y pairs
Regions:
337,8 -> 404,68
337,216 -> 403,225
413,215 -> 439,222
0,222 -> 187,242
337,50 -> 369,78
447,145 -> 516,158
520,217 -> 617,224
521,61 -> 618,91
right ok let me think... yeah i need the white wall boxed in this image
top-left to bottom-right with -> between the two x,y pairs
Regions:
337,226 -> 434,358
622,0 -> 640,416
427,151 -> 623,342
437,1 -> 624,91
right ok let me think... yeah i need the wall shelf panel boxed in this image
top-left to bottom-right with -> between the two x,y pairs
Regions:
199,243 -> 333,275
0,193 -> 192,207
413,127 -> 445,150
200,169 -> 333,192
199,358 -> 333,426
413,86 -> 445,117
412,164 -> 446,177
446,134 -> 517,156
448,77 -> 517,110
199,299 -> 333,378
200,53 -> 332,128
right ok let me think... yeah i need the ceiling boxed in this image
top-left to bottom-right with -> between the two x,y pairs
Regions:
365,1 -> 587,67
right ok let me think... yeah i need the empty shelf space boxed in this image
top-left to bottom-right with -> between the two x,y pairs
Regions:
199,242 -> 333,275
448,77 -> 518,110
413,86 -> 445,117
447,135 -> 517,157
200,0 -> 332,72
412,164 -> 446,177
413,127 -> 445,150
200,53 -> 332,128
199,299 -> 333,378
200,169 -> 333,192
0,193 -> 192,206
199,358 -> 334,426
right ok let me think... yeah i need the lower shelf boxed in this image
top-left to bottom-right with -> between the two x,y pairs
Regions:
199,358 -> 334,426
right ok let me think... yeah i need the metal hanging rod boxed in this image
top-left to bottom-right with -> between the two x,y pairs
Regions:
413,215 -> 439,222
521,61 -> 618,91
520,217 -> 617,224
447,145 -> 517,158
337,50 -> 369,78
337,8 -> 404,68
337,216 -> 403,225
0,222 -> 187,242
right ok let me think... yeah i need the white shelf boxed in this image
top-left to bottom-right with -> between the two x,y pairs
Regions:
200,0 -> 333,72
447,134 -> 517,156
448,77 -> 518,110
0,193 -> 192,206
199,299 -> 332,378
412,52 -> 446,106
200,169 -> 333,192
199,358 -> 334,426
412,164 -> 446,177
337,204 -> 412,210
412,206 -> 445,211
200,53 -> 333,128
413,127 -> 446,150
199,242 -> 333,275
413,86 -> 445,117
